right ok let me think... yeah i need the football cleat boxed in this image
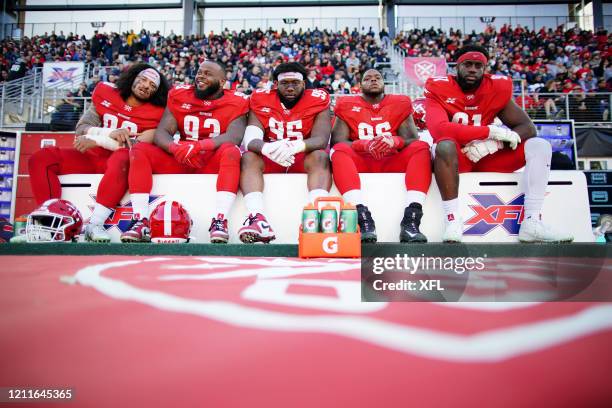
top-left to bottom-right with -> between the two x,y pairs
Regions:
518,217 -> 574,243
356,204 -> 377,243
120,217 -> 151,243
209,214 -> 229,244
400,204 -> 427,243
83,223 -> 111,243
238,213 -> 276,244
443,218 -> 463,243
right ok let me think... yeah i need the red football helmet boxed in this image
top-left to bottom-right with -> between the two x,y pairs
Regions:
150,200 -> 192,243
412,97 -> 427,131
26,199 -> 83,242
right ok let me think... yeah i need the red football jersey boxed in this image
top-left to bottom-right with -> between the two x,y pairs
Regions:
168,86 -> 250,141
423,74 -> 512,128
92,82 -> 164,133
250,88 -> 330,142
334,94 -> 413,141
412,97 -> 427,130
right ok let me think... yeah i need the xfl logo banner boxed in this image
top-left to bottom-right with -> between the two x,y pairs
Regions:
88,195 -> 164,232
464,193 -> 525,236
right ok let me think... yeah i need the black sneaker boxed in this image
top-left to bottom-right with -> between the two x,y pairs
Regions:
400,204 -> 428,243
356,204 -> 377,243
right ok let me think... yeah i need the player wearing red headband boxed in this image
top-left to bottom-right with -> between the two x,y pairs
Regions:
28,63 -> 168,242
425,44 -> 572,243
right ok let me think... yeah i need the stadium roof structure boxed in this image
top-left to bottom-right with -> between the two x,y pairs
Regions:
11,0 -> 589,11
196,0 -> 592,6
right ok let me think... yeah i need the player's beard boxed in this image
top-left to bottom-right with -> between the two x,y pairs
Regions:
456,73 -> 483,92
361,88 -> 384,99
279,89 -> 304,109
195,80 -> 221,99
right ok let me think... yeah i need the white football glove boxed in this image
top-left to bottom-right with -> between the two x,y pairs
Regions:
288,140 -> 306,155
461,139 -> 504,163
487,125 -> 521,150
261,140 -> 295,167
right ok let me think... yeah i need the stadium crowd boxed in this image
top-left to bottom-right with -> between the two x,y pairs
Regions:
395,24 -> 612,119
0,27 -> 390,95
1,24 -> 611,120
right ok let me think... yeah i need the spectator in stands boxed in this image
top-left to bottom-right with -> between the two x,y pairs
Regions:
305,68 -> 321,89
380,28 -> 391,49
331,72 -> 351,94
537,80 -> 565,119
7,58 -> 26,81
593,79 -> 610,120
246,65 -> 262,88
579,73 -> 598,92
50,92 -> 82,130
345,52 -> 360,71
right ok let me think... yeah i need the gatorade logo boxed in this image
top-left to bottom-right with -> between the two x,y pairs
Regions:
306,219 -> 316,230
322,236 -> 338,254
322,220 -> 333,230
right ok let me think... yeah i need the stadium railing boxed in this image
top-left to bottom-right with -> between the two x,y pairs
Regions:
2,92 -> 609,128
6,15 -> 610,39
396,15 -> 609,33
3,17 -> 380,39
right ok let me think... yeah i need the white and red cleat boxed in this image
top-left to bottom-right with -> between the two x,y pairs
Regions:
120,218 -> 151,243
238,213 -> 276,244
209,214 -> 229,244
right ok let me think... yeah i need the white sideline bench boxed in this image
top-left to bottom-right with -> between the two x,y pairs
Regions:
58,171 -> 593,243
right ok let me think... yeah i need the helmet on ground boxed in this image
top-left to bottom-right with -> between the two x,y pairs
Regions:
26,199 -> 83,242
150,200 -> 192,243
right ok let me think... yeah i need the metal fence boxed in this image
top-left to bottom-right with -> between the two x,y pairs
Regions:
200,18 -> 380,35
3,17 -> 381,39
1,91 -> 610,129
395,15 -> 601,34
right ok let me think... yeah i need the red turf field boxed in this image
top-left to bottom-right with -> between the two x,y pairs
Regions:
1,255 -> 611,407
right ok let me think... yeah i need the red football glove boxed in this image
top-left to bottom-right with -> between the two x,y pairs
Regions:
352,139 -> 389,160
369,137 -> 393,160
168,141 -> 203,168
352,139 -> 370,153
198,138 -> 216,151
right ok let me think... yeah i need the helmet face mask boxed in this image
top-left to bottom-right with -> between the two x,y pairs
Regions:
150,200 -> 192,244
26,199 -> 83,243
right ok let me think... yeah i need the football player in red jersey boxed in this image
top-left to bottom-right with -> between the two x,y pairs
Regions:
123,60 -> 248,243
331,69 -> 432,243
425,44 -> 572,243
238,62 -> 332,243
28,63 -> 168,242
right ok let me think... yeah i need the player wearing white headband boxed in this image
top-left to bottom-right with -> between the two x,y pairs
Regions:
239,62 -> 332,243
28,63 -> 168,242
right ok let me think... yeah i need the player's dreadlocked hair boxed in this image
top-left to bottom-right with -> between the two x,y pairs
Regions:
115,63 -> 169,107
273,62 -> 308,81
453,44 -> 490,62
